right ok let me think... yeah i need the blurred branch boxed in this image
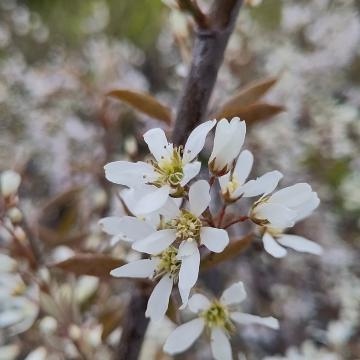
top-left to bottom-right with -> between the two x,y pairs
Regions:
173,0 -> 244,145
177,0 -> 209,29
116,1 -> 243,359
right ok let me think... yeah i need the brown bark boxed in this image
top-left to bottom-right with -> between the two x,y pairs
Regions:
116,1 -> 243,359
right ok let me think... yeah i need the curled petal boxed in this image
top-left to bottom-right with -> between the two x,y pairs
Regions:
262,232 -> 287,258
178,246 -> 200,292
180,162 -> 201,187
231,312 -> 279,329
277,235 -> 323,255
110,259 -> 157,278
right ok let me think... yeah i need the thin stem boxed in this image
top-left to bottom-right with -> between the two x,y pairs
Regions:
217,203 -> 227,227
223,215 -> 249,229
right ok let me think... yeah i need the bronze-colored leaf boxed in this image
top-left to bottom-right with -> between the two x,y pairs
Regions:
234,103 -> 285,124
107,89 -> 172,125
200,233 -> 254,271
215,77 -> 278,118
51,254 -> 124,278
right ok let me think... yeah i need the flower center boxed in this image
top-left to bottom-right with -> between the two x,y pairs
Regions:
167,210 -> 202,243
201,301 -> 235,333
152,148 -> 184,187
155,246 -> 181,279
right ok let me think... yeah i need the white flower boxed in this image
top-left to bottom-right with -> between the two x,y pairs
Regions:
164,281 -> 279,359
1,170 -> 21,198
219,149 -> 283,201
132,180 -> 229,303
250,183 -> 321,258
104,180 -> 229,307
104,120 -> 216,214
209,118 -> 246,175
111,247 -> 190,322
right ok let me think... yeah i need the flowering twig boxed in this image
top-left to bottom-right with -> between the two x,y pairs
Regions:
223,215 -> 249,229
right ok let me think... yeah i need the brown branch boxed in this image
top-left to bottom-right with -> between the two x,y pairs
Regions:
116,1 -> 243,359
177,0 -> 209,29
172,0 -> 244,145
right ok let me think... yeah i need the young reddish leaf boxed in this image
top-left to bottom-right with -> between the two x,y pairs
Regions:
215,77 -> 278,119
232,102 -> 285,124
51,254 -> 124,278
107,89 -> 172,125
200,233 -> 254,271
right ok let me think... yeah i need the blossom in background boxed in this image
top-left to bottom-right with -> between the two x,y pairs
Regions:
164,281 -> 279,360
209,117 -> 246,175
104,120 -> 216,214
111,246 -> 191,321
0,262 -> 39,335
219,149 -> 283,201
1,170 -> 21,198
250,183 -> 321,257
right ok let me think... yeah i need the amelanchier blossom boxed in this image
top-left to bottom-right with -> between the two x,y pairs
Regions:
209,117 -> 246,176
104,120 -> 216,214
250,183 -> 322,258
101,180 -> 229,307
102,116 -> 321,357
110,247 -> 190,321
219,149 -> 283,201
164,281 -> 279,360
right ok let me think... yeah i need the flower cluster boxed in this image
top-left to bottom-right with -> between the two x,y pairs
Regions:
101,117 -> 321,359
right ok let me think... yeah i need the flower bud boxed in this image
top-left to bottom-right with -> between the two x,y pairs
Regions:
1,170 -> 21,198
39,316 -> 58,334
7,207 -> 23,224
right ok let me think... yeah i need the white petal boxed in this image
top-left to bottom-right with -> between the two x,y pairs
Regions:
294,193 -> 320,222
110,259 -> 157,278
180,162 -> 201,186
132,185 -> 170,215
210,327 -> 232,360
179,287 -> 191,308
183,120 -> 216,163
159,197 -> 181,219
254,203 -> 296,228
231,312 -> 279,329
262,232 -> 287,258
132,229 -> 176,255
218,172 -> 231,193
188,294 -> 211,313
178,246 -> 200,290
104,161 -> 154,187
220,281 -> 247,306
163,318 -> 205,354
189,180 -> 210,216
178,240 -> 197,257
143,128 -> 172,162
233,150 -> 253,185
146,275 -> 173,321
269,183 -> 312,208
200,227 -> 229,253
240,170 -> 283,198
24,347 -> 47,360
209,119 -> 230,163
0,310 -> 23,327
99,216 -> 154,242
1,170 -> 21,197
277,235 -> 323,255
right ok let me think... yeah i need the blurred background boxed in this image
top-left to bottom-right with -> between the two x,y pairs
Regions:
0,0 -> 359,359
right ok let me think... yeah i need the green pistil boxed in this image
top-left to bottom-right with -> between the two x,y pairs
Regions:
201,301 -> 235,333
166,210 -> 202,243
156,247 -> 181,278
152,148 -> 184,187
